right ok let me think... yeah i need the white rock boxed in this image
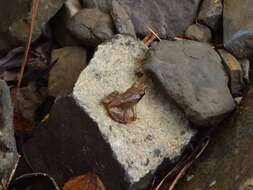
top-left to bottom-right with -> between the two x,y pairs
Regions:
73,35 -> 194,189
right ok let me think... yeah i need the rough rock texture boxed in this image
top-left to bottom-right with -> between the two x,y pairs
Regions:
52,0 -> 82,47
68,8 -> 114,47
197,0 -> 223,30
223,0 -> 253,58
49,47 -> 87,97
176,86 -> 253,190
0,0 -> 65,50
145,40 -> 235,127
111,0 -> 136,38
185,24 -> 212,43
72,35 -> 194,189
16,82 -> 47,123
218,49 -> 244,96
0,80 -> 18,190
81,0 -> 202,38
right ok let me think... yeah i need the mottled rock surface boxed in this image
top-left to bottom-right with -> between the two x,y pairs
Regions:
111,0 -> 136,38
72,35 -> 194,189
218,49 -> 244,96
176,86 -> 253,190
0,0 -> 65,50
197,0 -> 223,30
48,47 -> 87,97
0,80 -> 18,190
223,0 -> 253,58
81,0 -> 201,38
68,8 -> 114,47
185,24 -> 212,43
145,40 -> 235,127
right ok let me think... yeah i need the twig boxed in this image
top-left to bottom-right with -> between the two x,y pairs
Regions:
167,138 -> 210,190
14,0 -> 40,98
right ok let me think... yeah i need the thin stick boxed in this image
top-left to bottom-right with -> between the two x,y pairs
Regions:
167,139 -> 210,190
16,0 -> 40,92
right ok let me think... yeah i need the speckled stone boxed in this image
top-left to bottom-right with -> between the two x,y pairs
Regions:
72,35 -> 194,189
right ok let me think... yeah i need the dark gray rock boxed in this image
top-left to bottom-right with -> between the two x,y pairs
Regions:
144,40 -> 235,128
0,80 -> 18,190
111,0 -> 136,38
176,86 -> 253,190
48,46 -> 87,97
72,35 -> 194,189
185,24 -> 212,43
52,0 -> 82,47
223,0 -> 253,58
81,0 -> 202,38
217,49 -> 244,96
68,8 -> 114,47
0,0 -> 65,50
197,0 -> 223,30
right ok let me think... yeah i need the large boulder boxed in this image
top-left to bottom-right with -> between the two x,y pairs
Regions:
0,80 -> 18,190
81,0 -> 202,38
72,35 -> 194,189
176,86 -> 253,190
144,40 -> 235,127
0,0 -> 65,50
223,0 -> 253,58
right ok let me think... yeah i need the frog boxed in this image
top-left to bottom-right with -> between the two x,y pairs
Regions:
102,81 -> 146,124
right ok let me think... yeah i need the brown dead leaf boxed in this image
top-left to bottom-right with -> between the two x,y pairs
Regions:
63,172 -> 106,190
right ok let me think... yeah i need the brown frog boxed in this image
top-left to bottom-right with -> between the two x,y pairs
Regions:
102,81 -> 146,124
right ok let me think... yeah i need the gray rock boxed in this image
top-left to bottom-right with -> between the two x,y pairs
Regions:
111,0 -> 136,38
185,24 -> 212,43
0,0 -> 65,50
49,46 -> 87,97
68,8 -> 114,47
197,0 -> 223,30
223,0 -> 253,58
176,86 -> 253,190
217,49 -> 244,96
240,59 -> 250,84
52,0 -> 82,47
81,0 -> 202,38
71,35 -> 194,189
144,40 -> 235,127
0,80 -> 18,190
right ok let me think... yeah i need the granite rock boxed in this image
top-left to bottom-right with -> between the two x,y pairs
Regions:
71,35 -> 194,189
145,40 -> 235,127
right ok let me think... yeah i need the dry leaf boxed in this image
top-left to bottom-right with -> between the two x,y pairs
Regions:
63,172 -> 106,190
